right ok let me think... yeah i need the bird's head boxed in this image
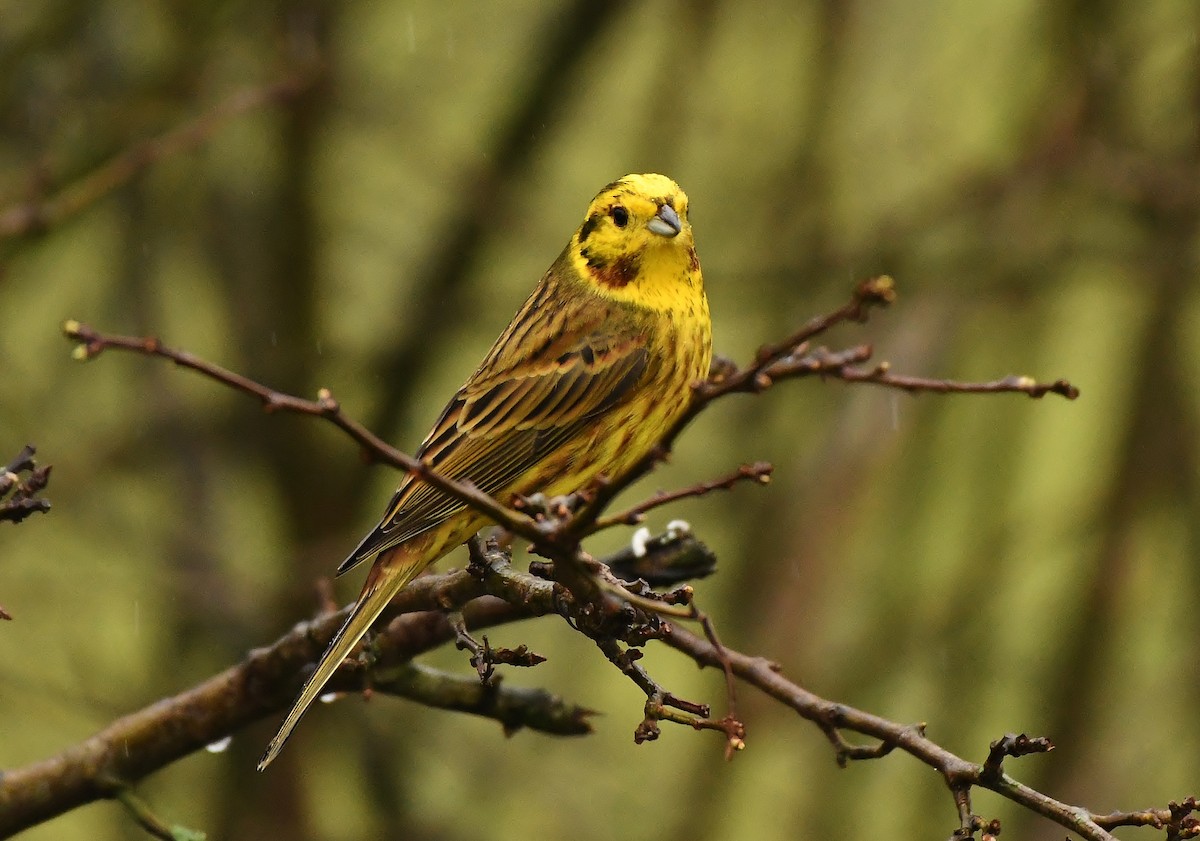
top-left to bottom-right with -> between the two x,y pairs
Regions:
568,173 -> 701,305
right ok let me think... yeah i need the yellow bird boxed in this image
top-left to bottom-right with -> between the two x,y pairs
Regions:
259,173 -> 712,769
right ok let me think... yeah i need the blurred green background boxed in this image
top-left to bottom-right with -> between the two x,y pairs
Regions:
2,1 -> 1197,839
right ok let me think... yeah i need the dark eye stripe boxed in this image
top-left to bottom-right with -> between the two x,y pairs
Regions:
578,212 -> 601,243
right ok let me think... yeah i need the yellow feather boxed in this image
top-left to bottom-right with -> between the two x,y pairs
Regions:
259,173 -> 711,768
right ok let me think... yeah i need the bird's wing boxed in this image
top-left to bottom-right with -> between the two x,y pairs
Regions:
337,298 -> 649,574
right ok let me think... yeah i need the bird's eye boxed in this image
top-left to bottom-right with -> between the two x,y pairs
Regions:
610,205 -> 629,228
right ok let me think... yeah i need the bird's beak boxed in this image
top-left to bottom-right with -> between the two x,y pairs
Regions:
647,203 -> 682,238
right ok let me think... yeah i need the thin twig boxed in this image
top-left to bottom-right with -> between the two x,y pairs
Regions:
562,277 -> 1077,538
60,276 -> 1078,562
591,461 -> 773,530
104,781 -> 204,841
835,363 -> 1081,399
61,321 -> 544,544
699,275 -> 899,401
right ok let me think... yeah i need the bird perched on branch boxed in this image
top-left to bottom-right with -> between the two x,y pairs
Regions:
259,173 -> 712,769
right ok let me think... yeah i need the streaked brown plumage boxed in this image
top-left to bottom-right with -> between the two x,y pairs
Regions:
259,173 -> 710,769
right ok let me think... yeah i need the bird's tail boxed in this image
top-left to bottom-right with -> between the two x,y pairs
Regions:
257,541 -> 432,770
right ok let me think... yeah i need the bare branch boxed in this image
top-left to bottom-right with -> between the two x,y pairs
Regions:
33,281 -> 1128,841
760,345 -> 1081,400
444,604 -> 547,682
0,565 -> 538,836
1093,798 -> 1199,837
660,624 -> 1167,841
698,275 -> 899,402
562,278 -> 1077,537
369,662 -> 589,737
832,361 -> 1082,399
60,277 -> 1077,567
61,321 -> 544,544
0,70 -> 319,241
2,528 -> 1191,841
591,461 -> 773,530
0,531 -> 684,836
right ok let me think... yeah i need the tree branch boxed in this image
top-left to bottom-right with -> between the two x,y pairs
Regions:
661,624 -> 1194,841
0,563 -> 548,836
0,70 -> 319,242
369,662 -> 590,737
62,276 -> 1078,564
61,320 -> 544,545
560,276 -> 1078,538
591,461 -> 773,530
4,536 -> 1189,840
22,280 -> 1123,841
